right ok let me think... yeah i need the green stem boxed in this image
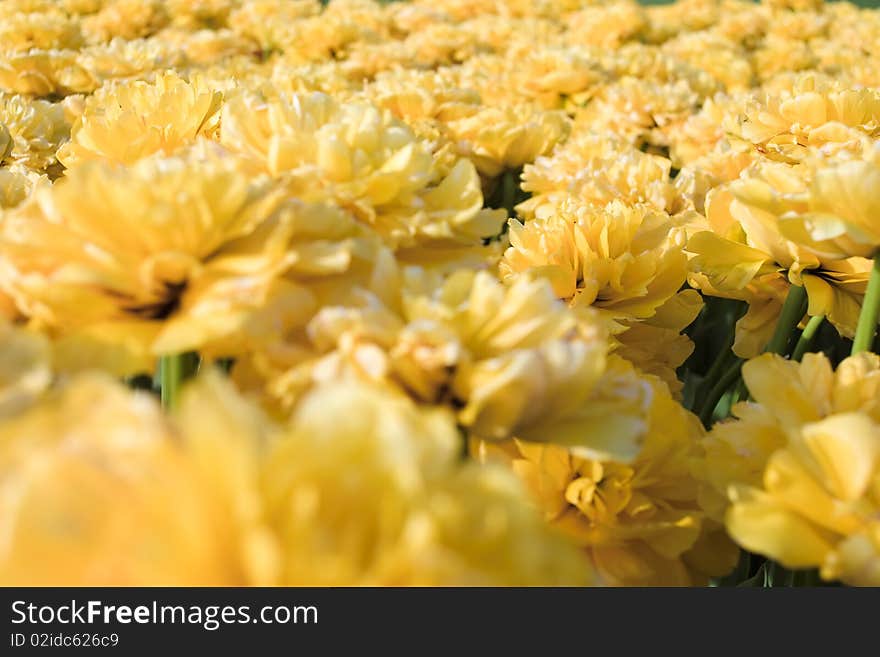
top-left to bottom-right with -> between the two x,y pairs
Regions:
764,284 -> 808,356
730,378 -> 748,406
699,358 -> 744,428
159,354 -> 183,411
790,568 -> 821,587
792,315 -> 825,361
459,426 -> 471,460
695,287 -> 804,427
500,169 -> 518,217
852,256 -> 880,355
695,344 -> 735,412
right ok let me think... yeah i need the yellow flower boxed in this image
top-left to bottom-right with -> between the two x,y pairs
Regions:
75,37 -> 186,86
366,21 -> 479,72
763,0 -> 824,10
265,4 -> 385,67
519,132 -> 678,218
0,12 -> 84,53
0,165 -> 45,210
756,152 -> 880,261
220,89 -> 504,248
562,2 -> 647,49
0,0 -> 60,16
57,71 -> 223,168
727,74 -> 880,163
810,7 -> 880,87
0,367 -> 590,586
687,163 -> 873,353
365,69 -> 480,127
0,50 -> 97,97
673,144 -> 757,215
750,36 -> 817,84
662,33 -> 754,92
708,352 -> 880,585
165,0 -> 236,29
0,150 -> 292,374
228,0 -> 321,53
613,290 -> 704,396
766,10 -> 831,44
249,269 -> 650,462
641,0 -> 702,42
503,181 -> 700,397
573,76 -> 706,153
81,0 -> 170,44
413,0 -> 562,22
266,59 -> 360,99
511,47 -> 606,110
0,92 -> 70,173
414,272 -> 644,457
477,359 -> 738,586
668,95 -> 747,169
264,380 -> 593,585
501,198 -> 689,321
58,0 -> 103,14
192,195 -> 390,371
158,28 -> 256,66
231,90 -> 425,179
446,104 -> 570,178
0,372 -> 278,586
700,350 -> 880,513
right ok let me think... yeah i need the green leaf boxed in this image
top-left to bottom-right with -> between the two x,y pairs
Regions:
737,562 -> 770,587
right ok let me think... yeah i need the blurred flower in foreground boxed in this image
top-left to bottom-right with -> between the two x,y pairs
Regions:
0,373 -> 277,586
0,319 -> 52,419
250,269 -> 650,462
0,373 -> 593,586
700,352 -> 880,585
266,381 -> 594,585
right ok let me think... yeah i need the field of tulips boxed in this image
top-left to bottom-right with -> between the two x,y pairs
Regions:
0,0 -> 879,587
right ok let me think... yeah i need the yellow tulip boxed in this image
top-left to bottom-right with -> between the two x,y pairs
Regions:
477,359 -> 738,586
0,150 -> 295,373
703,352 -> 880,585
57,71 -> 222,168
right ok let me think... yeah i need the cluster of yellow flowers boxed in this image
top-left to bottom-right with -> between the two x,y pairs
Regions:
1,0 -> 878,586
